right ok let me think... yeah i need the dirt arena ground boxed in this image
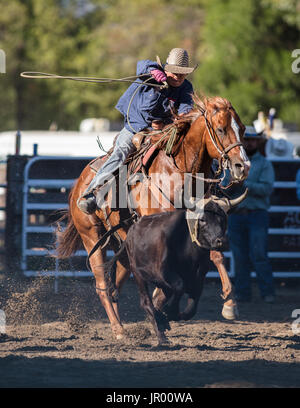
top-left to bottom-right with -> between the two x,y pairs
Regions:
0,271 -> 300,389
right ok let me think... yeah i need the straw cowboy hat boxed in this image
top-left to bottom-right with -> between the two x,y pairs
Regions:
156,48 -> 198,75
265,137 -> 294,158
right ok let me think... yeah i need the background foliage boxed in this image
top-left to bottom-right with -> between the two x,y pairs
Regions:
0,0 -> 299,131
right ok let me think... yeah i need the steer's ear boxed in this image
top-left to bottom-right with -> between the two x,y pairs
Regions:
211,196 -> 231,213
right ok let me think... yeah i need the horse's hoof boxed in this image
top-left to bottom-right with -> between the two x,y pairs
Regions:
153,339 -> 170,349
222,304 -> 239,320
112,327 -> 126,340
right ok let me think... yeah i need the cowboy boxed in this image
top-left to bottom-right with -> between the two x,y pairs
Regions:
227,126 -> 276,303
77,48 -> 197,214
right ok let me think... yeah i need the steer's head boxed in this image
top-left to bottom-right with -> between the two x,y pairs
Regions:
191,189 -> 248,250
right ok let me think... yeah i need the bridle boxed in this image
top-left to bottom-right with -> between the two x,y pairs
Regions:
162,106 -> 244,187
202,109 -> 243,177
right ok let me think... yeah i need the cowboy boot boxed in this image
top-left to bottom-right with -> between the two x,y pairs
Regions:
77,192 -> 97,215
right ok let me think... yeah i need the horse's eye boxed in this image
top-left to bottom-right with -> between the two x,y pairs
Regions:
216,127 -> 226,137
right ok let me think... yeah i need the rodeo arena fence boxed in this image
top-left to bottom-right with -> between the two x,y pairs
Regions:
1,130 -> 300,291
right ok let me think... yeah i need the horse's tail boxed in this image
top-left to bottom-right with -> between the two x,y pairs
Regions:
55,209 -> 82,259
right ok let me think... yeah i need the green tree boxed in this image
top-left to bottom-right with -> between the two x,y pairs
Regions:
195,0 -> 300,127
0,0 -> 204,131
0,0 -> 98,131
2,0 -> 298,131
59,0 -> 204,126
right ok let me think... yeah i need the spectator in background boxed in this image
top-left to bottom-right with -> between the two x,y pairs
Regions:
253,111 -> 268,135
296,167 -> 300,201
227,126 -> 276,303
268,107 -> 276,133
265,137 -> 294,159
253,112 -> 268,156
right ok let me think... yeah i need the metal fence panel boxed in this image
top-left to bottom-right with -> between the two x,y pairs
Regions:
4,155 -> 300,279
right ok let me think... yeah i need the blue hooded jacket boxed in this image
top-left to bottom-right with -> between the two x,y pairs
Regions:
115,59 -> 194,133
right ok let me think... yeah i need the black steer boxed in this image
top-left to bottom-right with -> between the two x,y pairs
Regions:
124,192 -> 246,345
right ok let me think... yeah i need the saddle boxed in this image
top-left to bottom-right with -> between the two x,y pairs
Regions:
89,130 -> 163,176
88,131 -> 162,246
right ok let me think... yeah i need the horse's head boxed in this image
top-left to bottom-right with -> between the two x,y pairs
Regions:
194,95 -> 250,182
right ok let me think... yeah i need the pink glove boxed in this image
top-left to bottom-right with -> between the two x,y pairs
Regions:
150,69 -> 167,83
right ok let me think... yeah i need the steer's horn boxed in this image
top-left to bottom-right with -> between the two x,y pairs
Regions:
212,188 -> 248,213
228,188 -> 248,208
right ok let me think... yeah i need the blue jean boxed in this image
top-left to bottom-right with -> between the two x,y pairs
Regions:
228,210 -> 275,299
85,127 -> 135,194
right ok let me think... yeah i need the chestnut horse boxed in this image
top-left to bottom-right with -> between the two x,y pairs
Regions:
56,95 -> 250,339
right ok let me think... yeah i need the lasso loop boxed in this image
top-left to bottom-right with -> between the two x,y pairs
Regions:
21,71 -> 167,135
20,71 -> 163,87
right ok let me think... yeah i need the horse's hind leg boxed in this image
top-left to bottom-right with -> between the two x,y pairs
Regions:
90,250 -> 126,339
68,165 -> 127,339
210,250 -> 239,320
78,226 -> 126,339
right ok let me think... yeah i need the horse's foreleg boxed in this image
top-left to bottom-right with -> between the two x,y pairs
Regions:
210,250 -> 239,320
